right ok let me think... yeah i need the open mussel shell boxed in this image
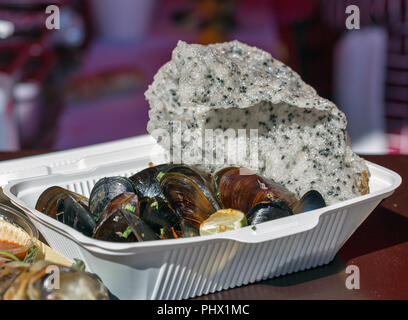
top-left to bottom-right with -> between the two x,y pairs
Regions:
160,172 -> 221,229
246,200 -> 293,225
139,197 -> 181,236
89,176 -> 134,222
35,186 -> 88,219
92,192 -> 139,242
292,190 -> 326,214
214,167 -> 298,213
56,196 -> 96,237
120,208 -> 160,242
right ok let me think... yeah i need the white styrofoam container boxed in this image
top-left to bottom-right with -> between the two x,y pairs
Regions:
0,135 -> 402,300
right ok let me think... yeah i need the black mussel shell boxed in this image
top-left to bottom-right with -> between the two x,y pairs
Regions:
120,209 -> 160,242
36,186 -> 88,219
160,172 -> 220,229
139,197 -> 181,235
56,196 -> 96,237
292,190 -> 326,214
92,192 -> 139,242
89,176 -> 134,221
246,200 -> 293,225
129,164 -> 171,200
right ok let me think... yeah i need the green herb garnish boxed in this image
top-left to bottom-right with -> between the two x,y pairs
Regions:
156,172 -> 165,181
72,258 -> 86,271
150,201 -> 159,209
23,246 -> 39,264
120,226 -> 133,239
0,250 -> 20,261
125,204 -> 136,213
251,226 -> 257,231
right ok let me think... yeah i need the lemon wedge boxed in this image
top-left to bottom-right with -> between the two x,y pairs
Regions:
199,209 -> 247,236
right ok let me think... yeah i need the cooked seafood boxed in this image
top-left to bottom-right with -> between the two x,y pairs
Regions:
120,209 -> 160,241
35,163 -> 327,242
35,186 -> 88,219
160,171 -> 221,229
89,176 -> 135,221
129,164 -> 169,200
0,260 -> 110,300
292,190 -> 326,214
56,196 -> 96,237
138,196 -> 181,236
214,167 -> 298,213
93,192 -> 139,242
246,200 -> 293,225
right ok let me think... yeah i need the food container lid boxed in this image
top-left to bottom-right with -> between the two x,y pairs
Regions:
0,134 -> 160,187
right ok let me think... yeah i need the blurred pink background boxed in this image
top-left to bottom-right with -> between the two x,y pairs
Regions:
0,0 -> 406,154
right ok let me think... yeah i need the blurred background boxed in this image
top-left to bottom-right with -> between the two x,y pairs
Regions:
0,0 -> 406,154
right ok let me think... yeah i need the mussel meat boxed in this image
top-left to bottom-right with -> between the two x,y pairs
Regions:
56,196 -> 96,237
246,200 -> 293,225
214,167 -> 298,213
35,186 -> 88,219
92,192 -> 139,242
89,176 -> 134,222
292,190 -> 326,214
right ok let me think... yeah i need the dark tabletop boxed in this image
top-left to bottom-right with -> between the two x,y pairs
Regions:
1,151 -> 407,300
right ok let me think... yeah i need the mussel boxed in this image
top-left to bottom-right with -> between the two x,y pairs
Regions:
164,165 -> 214,190
35,186 -> 88,219
129,164 -> 213,200
92,192 -> 139,242
138,197 -> 181,236
128,164 -> 171,200
292,190 -> 326,214
120,209 -> 160,242
89,176 -> 134,222
160,171 -> 221,229
56,196 -> 96,237
214,167 -> 298,213
246,200 -> 293,225
1,260 -> 110,300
